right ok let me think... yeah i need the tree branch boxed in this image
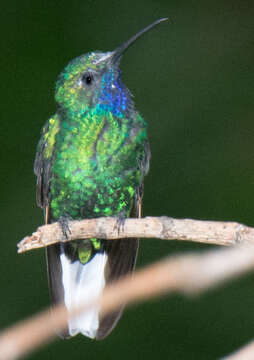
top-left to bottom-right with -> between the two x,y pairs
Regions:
13,216 -> 254,359
17,216 -> 254,253
1,244 -> 254,360
223,340 -> 254,360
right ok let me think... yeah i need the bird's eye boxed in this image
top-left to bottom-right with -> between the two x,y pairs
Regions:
81,73 -> 93,85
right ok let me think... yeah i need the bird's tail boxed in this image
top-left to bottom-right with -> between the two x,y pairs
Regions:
60,243 -> 108,338
46,238 -> 138,339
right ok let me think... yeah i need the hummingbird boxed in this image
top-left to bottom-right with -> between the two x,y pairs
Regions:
34,18 -> 167,340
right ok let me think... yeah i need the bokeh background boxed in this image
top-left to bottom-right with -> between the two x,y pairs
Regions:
1,0 -> 254,359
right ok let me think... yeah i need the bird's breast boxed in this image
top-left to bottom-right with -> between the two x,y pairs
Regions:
49,113 -> 145,220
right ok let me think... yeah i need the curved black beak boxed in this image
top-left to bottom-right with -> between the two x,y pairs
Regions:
111,18 -> 168,63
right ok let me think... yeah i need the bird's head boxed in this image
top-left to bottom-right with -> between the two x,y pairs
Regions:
55,18 -> 167,117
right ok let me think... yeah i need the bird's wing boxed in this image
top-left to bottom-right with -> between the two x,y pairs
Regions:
34,114 -> 60,210
34,115 -> 67,336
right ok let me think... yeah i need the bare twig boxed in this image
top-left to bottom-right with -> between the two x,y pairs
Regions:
17,216 -> 254,253
223,340 -> 254,360
1,245 -> 254,360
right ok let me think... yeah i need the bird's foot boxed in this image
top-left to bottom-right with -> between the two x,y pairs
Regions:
114,212 -> 126,236
58,216 -> 72,240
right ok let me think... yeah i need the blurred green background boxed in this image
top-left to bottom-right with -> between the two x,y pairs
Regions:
1,0 -> 254,359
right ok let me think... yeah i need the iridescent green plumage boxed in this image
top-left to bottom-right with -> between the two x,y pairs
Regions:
50,105 -> 147,220
34,18 -> 167,339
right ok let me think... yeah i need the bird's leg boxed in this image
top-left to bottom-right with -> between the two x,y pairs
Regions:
114,211 -> 126,236
58,215 -> 72,240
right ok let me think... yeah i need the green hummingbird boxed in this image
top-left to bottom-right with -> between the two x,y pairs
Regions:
34,18 -> 167,340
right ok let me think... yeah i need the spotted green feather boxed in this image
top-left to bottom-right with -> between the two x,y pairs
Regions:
49,109 -> 147,221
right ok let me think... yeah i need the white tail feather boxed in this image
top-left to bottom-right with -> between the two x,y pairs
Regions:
60,245 -> 108,338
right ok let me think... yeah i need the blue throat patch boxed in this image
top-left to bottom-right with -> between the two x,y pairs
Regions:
97,69 -> 131,117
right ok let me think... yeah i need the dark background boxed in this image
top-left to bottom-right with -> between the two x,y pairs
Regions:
1,0 -> 254,359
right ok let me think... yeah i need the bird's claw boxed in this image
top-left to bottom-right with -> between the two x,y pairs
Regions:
114,214 -> 126,236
